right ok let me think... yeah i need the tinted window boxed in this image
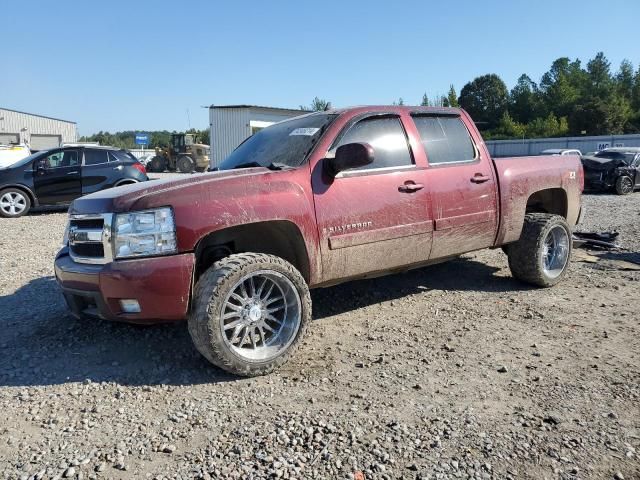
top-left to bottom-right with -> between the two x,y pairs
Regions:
42,150 -> 80,168
109,150 -> 136,162
84,150 -> 109,165
334,116 -> 413,170
412,115 -> 476,165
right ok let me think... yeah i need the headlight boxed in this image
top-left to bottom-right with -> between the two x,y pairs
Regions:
113,207 -> 177,259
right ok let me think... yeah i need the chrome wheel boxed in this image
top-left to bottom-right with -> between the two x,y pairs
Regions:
0,191 -> 27,216
220,270 -> 301,362
542,225 -> 570,278
620,177 -> 633,194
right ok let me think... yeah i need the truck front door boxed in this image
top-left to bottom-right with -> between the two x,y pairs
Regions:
410,113 -> 499,259
312,114 -> 433,282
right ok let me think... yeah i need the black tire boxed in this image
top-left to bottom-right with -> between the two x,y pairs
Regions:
615,175 -> 633,195
148,156 -> 166,173
507,213 -> 572,287
177,156 -> 195,173
189,253 -> 312,377
0,187 -> 31,218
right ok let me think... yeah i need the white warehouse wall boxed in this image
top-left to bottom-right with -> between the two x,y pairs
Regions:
0,108 -> 77,148
209,106 -> 305,168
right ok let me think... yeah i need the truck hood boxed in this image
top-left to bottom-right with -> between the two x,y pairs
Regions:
70,168 -> 270,214
581,156 -> 625,172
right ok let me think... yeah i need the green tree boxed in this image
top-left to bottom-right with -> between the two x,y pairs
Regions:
393,97 -> 405,106
420,93 -> 429,106
586,52 -> 613,99
539,57 -> 585,120
458,74 -> 509,130
485,112 -> 526,140
525,113 -> 569,138
616,59 -> 635,100
570,96 -> 631,135
632,67 -> 640,111
509,74 -> 539,124
301,97 -> 331,111
445,85 -> 458,107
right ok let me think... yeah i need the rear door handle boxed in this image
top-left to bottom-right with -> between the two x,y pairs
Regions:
470,174 -> 490,183
66,171 -> 79,175
114,165 -> 124,171
398,182 -> 424,193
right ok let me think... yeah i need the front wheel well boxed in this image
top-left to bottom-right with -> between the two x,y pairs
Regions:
0,184 -> 37,206
193,221 -> 311,283
525,188 -> 568,218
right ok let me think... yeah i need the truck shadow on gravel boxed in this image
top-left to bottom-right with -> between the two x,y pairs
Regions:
312,256 -> 532,319
0,257 -> 527,388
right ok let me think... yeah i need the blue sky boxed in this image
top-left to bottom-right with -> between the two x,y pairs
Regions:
2,0 -> 639,135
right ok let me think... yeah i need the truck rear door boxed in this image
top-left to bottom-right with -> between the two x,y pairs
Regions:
312,113 -> 433,282
410,113 -> 498,258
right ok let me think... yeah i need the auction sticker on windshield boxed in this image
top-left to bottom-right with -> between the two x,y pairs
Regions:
289,128 -> 320,136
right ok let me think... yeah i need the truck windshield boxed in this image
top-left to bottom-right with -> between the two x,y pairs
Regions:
219,113 -> 337,170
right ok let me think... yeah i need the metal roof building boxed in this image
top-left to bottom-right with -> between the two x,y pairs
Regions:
0,107 -> 78,150
209,105 -> 305,168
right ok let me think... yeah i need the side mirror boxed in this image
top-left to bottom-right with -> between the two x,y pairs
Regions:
325,142 -> 374,177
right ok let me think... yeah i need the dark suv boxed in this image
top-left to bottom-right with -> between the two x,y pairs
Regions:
0,145 -> 148,218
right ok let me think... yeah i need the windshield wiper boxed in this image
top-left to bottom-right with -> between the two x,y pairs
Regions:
230,161 -> 292,171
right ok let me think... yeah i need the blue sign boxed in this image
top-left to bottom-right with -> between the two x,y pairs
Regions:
135,133 -> 150,145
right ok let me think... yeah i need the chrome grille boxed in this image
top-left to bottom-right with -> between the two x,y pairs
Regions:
68,214 -> 114,264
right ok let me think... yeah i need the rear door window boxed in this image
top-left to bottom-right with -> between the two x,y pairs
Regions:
412,115 -> 476,165
333,116 -> 413,171
84,149 -> 109,165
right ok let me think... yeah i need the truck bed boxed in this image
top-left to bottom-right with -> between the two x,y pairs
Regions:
492,155 -> 583,245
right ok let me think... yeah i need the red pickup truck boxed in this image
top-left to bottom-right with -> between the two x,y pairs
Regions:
55,106 -> 583,376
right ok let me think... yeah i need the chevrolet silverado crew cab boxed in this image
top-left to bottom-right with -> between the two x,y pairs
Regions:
55,106 -> 583,376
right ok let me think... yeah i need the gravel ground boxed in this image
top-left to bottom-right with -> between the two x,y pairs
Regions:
0,187 -> 639,480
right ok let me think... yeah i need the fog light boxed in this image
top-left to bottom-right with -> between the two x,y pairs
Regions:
119,299 -> 141,313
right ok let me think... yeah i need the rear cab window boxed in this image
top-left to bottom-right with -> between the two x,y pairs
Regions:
411,115 -> 476,165
331,115 -> 414,172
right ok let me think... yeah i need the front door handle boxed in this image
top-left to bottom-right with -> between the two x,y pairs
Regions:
398,181 -> 424,193
470,173 -> 490,183
66,171 -> 79,175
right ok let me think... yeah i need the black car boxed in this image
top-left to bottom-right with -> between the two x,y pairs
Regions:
581,148 -> 640,195
0,146 -> 148,218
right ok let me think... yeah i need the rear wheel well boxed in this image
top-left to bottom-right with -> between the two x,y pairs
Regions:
194,221 -> 311,283
114,179 -> 138,187
525,188 -> 568,218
